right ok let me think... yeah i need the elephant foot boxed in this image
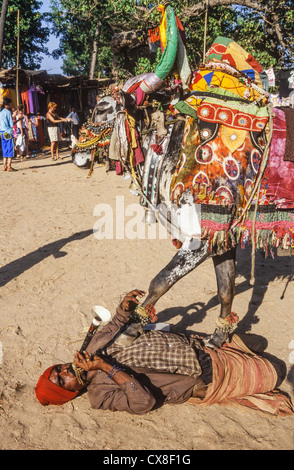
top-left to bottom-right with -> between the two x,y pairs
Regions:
203,312 -> 239,349
203,328 -> 229,349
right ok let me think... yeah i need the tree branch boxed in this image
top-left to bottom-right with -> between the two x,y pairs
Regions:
182,0 -> 269,17
181,0 -> 292,58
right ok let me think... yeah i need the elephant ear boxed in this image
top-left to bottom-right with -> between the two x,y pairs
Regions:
93,95 -> 120,124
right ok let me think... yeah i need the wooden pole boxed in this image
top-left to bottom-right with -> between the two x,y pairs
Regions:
203,0 -> 208,63
87,148 -> 96,178
16,9 -> 20,106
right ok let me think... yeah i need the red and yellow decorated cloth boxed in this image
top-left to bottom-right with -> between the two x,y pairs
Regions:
191,69 -> 263,102
197,98 -> 268,132
171,37 -> 269,214
205,36 -> 265,87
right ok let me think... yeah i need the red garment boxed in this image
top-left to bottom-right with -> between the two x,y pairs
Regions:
37,116 -> 45,147
134,87 -> 145,106
35,365 -> 78,406
265,108 -> 294,208
133,130 -> 144,165
21,90 -> 30,114
188,335 -> 294,416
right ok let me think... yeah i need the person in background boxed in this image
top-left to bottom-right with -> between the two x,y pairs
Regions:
46,102 -> 71,160
15,107 -> 25,160
66,106 -> 80,140
0,97 -> 15,171
18,104 -> 30,157
14,105 -> 30,160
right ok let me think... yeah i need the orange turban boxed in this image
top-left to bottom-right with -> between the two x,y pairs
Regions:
35,365 -> 79,406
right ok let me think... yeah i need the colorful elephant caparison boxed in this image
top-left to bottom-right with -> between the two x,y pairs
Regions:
83,4 -> 294,347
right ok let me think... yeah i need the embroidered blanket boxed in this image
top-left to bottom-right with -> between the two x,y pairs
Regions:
170,37 -> 294,252
281,107 -> 294,162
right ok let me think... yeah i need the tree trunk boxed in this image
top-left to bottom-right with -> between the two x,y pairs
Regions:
89,23 -> 100,80
0,0 -> 9,69
111,29 -> 147,53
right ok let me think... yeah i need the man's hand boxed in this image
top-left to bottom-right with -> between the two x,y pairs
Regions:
73,350 -> 133,385
120,289 -> 146,312
74,350 -> 105,372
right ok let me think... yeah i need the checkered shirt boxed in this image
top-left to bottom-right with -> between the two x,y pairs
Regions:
106,330 -> 203,378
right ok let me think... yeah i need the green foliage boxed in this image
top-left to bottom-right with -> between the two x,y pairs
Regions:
49,0 -> 294,78
134,48 -> 161,76
49,0 -> 143,77
1,0 -> 50,69
178,3 -> 291,69
49,0 -> 165,77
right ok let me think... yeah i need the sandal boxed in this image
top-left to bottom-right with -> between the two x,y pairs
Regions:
3,165 -> 7,171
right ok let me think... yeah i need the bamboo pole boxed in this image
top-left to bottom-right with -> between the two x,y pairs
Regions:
16,9 -> 20,106
203,0 -> 208,63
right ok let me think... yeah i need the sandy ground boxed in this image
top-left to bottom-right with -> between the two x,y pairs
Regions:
0,148 -> 294,451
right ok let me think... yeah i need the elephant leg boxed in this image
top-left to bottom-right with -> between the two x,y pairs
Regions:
143,241 -> 211,307
204,247 -> 237,348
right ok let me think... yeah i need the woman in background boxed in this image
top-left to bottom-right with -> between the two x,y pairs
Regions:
46,102 -> 71,160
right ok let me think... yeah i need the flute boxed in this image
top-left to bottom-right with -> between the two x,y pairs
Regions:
79,306 -> 111,354
72,306 -> 112,385
79,318 -> 101,354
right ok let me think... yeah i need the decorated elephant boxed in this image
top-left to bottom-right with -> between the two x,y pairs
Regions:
89,4 -> 294,347
71,91 -> 122,175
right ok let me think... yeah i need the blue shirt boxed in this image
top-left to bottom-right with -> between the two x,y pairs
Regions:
66,111 -> 80,125
0,108 -> 13,134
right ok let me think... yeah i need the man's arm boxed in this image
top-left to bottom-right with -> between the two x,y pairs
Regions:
74,290 -> 156,414
86,290 -> 145,356
74,349 -> 156,414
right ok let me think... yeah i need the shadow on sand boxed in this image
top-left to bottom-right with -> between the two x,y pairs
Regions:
0,229 -> 92,288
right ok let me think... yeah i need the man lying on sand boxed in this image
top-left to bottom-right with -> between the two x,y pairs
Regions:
35,290 -> 293,416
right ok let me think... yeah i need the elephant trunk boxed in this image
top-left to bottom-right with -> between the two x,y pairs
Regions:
139,4 -> 178,94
